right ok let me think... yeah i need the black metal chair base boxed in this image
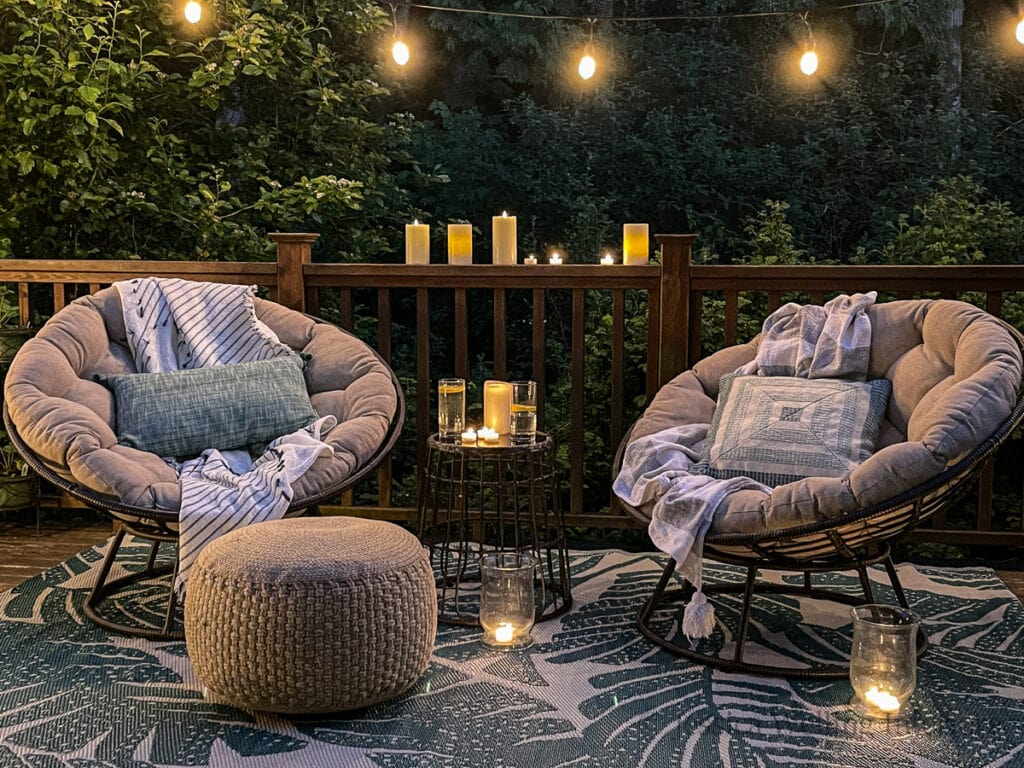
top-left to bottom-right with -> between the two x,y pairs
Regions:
84,525 -> 183,641
639,546 -> 928,678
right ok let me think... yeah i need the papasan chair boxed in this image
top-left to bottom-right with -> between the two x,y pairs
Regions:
3,281 -> 404,640
613,298 -> 1024,677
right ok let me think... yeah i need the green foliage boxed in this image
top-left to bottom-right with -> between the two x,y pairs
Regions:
0,0 -> 414,261
881,176 -> 1024,265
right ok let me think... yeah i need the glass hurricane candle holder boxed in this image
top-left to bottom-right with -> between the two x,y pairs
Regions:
479,551 -> 537,649
849,604 -> 920,719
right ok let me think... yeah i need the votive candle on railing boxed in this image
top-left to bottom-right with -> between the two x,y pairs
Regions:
492,211 -> 517,265
461,428 -> 478,446
483,380 -> 512,434
478,427 -> 500,445
600,252 -> 615,265
549,251 -> 563,265
524,254 -> 538,265
623,223 -> 649,266
405,220 -> 430,264
448,223 -> 473,265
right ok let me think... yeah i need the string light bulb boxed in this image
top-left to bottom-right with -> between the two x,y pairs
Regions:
578,18 -> 597,80
798,13 -> 819,76
800,49 -> 819,75
578,52 -> 596,79
1016,17 -> 1024,45
183,0 -> 202,24
389,2 -> 411,67
392,40 -> 410,66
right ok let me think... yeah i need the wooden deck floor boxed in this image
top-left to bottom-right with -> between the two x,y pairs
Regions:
0,511 -> 1022,603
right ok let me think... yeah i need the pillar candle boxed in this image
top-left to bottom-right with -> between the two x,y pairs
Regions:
623,223 -> 649,266
447,223 -> 473,265
483,380 -> 512,434
492,211 -> 517,265
405,220 -> 430,264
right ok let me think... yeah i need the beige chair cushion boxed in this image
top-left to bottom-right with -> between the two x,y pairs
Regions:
627,299 -> 1022,535
4,286 -> 399,510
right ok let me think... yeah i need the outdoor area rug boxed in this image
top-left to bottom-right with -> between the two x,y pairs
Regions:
0,538 -> 1022,767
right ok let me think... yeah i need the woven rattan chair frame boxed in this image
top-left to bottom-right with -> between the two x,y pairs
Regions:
3,315 -> 405,641
613,324 -> 1024,679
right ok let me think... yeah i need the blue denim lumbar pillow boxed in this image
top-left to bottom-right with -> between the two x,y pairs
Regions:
696,373 -> 891,487
98,355 -> 318,458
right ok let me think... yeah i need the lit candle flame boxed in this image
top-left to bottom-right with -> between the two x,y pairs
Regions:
495,622 -> 515,644
864,686 -> 901,714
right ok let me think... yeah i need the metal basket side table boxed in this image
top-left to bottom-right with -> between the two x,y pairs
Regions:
416,432 -> 572,627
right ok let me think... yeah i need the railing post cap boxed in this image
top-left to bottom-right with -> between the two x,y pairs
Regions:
654,233 -> 698,244
268,232 -> 320,244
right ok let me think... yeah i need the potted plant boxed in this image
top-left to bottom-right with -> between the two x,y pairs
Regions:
0,284 -> 33,364
0,431 -> 37,512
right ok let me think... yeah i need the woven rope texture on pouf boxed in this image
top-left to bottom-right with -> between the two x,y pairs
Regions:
184,517 -> 437,714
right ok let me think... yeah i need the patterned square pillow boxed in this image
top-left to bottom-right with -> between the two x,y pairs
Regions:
696,373 -> 891,487
98,355 -> 318,458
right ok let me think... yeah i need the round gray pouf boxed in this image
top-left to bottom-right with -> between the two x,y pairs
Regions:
184,517 -> 437,714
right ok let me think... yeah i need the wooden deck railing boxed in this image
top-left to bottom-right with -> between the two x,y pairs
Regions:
2,231 -> 1023,547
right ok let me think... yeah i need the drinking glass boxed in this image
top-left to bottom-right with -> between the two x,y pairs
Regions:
437,377 -> 465,442
849,604 -> 920,719
479,551 -> 537,649
509,380 -> 537,444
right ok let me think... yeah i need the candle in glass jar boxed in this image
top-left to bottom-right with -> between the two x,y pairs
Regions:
447,223 -> 473,265
492,211 -> 517,265
623,223 -> 649,266
405,220 -> 430,264
483,380 -> 512,434
864,686 -> 901,714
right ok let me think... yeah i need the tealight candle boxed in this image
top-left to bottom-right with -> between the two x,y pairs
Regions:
494,622 -> 515,644
405,219 -> 430,264
461,428 -> 478,446
447,223 -> 472,265
478,427 -> 500,445
524,254 -> 538,266
549,251 -> 563,265
492,211 -> 517,265
864,686 -> 901,714
623,223 -> 649,266
600,252 -> 615,266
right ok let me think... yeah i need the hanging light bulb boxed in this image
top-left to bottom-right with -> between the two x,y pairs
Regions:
1016,17 -> 1024,45
577,18 -> 597,81
800,49 -> 819,75
392,40 -> 410,66
183,0 -> 203,24
578,52 -> 596,80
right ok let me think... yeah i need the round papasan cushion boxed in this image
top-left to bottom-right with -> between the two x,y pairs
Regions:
3,286 -> 400,512
624,298 -> 1024,535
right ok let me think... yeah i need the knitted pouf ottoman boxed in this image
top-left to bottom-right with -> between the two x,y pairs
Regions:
184,517 -> 437,714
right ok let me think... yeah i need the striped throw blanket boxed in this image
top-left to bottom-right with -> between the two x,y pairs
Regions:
735,291 -> 876,379
116,278 -> 335,594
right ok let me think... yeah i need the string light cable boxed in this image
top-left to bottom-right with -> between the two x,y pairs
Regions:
387,0 -> 905,77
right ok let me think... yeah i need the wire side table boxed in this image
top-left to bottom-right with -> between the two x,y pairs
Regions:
416,432 -> 573,627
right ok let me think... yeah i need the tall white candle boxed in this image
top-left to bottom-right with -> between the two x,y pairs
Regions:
483,380 -> 512,434
492,211 -> 517,265
447,223 -> 472,265
623,223 -> 649,266
405,220 -> 430,264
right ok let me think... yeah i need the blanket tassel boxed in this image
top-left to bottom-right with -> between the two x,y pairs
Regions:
682,590 -> 715,640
